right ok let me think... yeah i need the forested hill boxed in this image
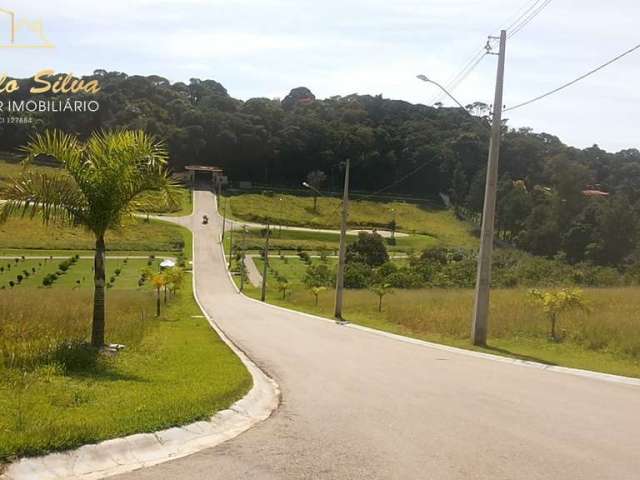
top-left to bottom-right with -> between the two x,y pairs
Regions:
2,70 -> 640,266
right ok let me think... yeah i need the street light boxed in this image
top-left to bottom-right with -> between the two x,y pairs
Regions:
416,74 -> 467,110
302,181 -> 323,196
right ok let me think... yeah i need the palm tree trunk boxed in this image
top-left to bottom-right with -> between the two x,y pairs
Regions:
91,235 -> 106,348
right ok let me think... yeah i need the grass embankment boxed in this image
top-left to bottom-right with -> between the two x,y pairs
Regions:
0,289 -> 251,461
0,155 -> 193,218
244,257 -> 640,378
0,157 -> 60,186
0,217 -> 186,253
0,222 -> 249,462
224,227 -> 436,255
138,187 -> 193,216
0,257 -> 162,290
223,193 -> 476,248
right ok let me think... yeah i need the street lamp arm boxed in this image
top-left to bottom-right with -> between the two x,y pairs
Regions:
416,75 -> 467,111
302,181 -> 326,197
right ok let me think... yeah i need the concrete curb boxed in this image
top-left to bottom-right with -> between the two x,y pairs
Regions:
218,191 -> 640,388
237,286 -> 640,388
2,206 -> 280,480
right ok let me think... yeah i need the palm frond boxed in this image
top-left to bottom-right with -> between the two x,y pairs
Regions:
0,171 -> 89,226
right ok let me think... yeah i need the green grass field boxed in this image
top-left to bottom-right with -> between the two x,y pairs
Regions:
224,227 -> 436,255
223,193 -> 477,248
0,217 -> 186,253
0,220 -> 247,462
0,256 -> 163,290
0,288 -> 251,461
137,187 -> 193,216
0,157 -> 61,187
0,155 -> 193,218
245,257 -> 640,378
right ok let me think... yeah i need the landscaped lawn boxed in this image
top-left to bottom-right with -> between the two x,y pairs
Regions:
0,222 -> 248,463
0,217 -> 187,253
137,187 -> 193,217
223,227 -> 436,256
223,193 -> 477,248
0,157 -> 61,186
0,288 -> 251,461
243,257 -> 640,378
0,256 -> 164,290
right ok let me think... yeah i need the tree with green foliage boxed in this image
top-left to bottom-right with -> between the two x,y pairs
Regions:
369,283 -> 393,312
310,286 -> 326,306
528,288 -> 588,341
0,130 -> 177,347
304,263 -> 333,288
346,231 -> 388,267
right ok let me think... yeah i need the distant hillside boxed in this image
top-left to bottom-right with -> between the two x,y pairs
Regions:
2,71 -> 640,267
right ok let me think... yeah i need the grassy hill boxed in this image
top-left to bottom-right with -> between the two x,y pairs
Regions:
223,193 -> 477,249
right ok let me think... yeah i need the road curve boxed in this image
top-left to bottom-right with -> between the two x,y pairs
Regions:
116,189 -> 640,480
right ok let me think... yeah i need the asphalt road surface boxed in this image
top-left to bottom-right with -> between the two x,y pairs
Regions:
115,188 -> 640,480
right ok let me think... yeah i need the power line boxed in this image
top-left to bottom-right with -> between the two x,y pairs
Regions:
430,0 -> 545,105
357,161 -> 433,201
504,0 -> 545,33
430,48 -> 486,104
327,160 -> 433,217
444,52 -> 487,100
508,0 -> 554,39
505,42 -> 640,112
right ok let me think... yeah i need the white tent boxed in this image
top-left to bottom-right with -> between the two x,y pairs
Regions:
160,259 -> 176,269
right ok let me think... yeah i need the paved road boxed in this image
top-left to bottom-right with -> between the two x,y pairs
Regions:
116,189 -> 640,480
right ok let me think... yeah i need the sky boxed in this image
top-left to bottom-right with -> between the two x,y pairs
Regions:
2,0 -> 638,152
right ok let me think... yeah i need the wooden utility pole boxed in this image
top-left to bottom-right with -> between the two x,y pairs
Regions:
240,227 -> 247,292
471,30 -> 507,346
334,159 -> 350,321
260,223 -> 271,302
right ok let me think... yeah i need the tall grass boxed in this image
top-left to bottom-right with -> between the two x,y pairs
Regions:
0,289 -> 155,370
284,287 -> 640,361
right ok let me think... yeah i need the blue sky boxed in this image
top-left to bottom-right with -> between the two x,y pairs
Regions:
3,0 -> 639,152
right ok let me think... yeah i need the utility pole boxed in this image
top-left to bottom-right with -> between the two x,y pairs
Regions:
228,224 -> 234,269
260,223 -> 271,302
221,197 -> 227,242
471,30 -> 507,346
334,159 -> 350,321
240,227 -> 247,292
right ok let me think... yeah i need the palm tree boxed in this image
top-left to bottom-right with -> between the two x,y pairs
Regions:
0,130 -> 177,347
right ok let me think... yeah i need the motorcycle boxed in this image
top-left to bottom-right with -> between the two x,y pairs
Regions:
202,215 -> 209,224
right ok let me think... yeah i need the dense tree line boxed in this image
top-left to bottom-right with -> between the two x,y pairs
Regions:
2,70 -> 640,267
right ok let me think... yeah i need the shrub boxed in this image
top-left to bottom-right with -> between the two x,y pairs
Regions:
344,262 -> 372,289
304,263 -> 334,288
9,281 -> 15,287
298,251 -> 311,264
529,288 -> 589,341
346,232 -> 388,267
16,275 -> 23,284
114,268 -> 122,276
384,271 -> 424,289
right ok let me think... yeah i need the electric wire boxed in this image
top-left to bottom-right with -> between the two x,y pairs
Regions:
507,0 -> 554,38
430,0 -> 545,105
505,42 -> 640,112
